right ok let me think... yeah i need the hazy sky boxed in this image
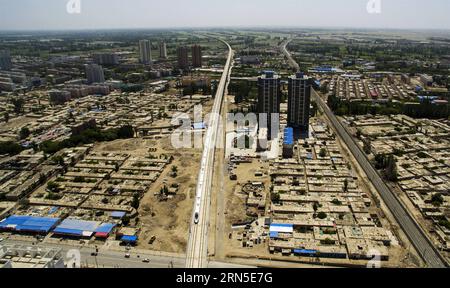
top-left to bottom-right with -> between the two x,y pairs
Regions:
0,0 -> 449,31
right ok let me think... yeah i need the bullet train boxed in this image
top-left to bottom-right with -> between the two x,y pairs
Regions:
192,41 -> 232,225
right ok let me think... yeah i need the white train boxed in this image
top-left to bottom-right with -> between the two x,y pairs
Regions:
192,44 -> 232,225
194,167 -> 205,224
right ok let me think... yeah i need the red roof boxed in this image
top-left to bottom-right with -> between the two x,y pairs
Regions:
94,232 -> 109,238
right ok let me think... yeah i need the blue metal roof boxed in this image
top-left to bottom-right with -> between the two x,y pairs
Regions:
111,211 -> 126,218
193,122 -> 206,130
418,95 -> 438,101
269,231 -> 279,238
48,207 -> 59,215
53,228 -> 83,236
270,223 -> 294,228
121,235 -> 138,242
284,127 -> 294,145
0,215 -> 60,233
294,249 -> 317,255
53,219 -> 100,236
94,223 -> 116,234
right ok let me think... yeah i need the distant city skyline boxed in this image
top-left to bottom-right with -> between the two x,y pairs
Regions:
0,0 -> 449,31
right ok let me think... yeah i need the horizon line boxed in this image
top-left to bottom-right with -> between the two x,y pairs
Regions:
1,25 -> 450,34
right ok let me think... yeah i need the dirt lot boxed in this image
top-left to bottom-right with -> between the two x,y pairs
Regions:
92,135 -> 201,253
90,99 -> 215,254
219,160 -> 270,255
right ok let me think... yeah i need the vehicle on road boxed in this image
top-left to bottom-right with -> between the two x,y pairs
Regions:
142,258 -> 150,263
125,253 -> 130,258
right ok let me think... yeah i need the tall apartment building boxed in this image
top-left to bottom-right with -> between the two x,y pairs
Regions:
257,71 -> 281,139
288,72 -> 312,139
159,42 -> 167,59
0,50 -> 12,70
138,40 -> 152,65
419,74 -> 433,87
93,53 -> 119,65
177,46 -> 189,70
85,64 -> 105,84
192,45 -> 202,68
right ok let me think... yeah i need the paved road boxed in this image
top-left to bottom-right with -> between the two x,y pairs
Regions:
1,239 -> 185,268
185,38 -> 234,268
1,238 -> 252,268
282,41 -> 447,268
281,38 -> 299,72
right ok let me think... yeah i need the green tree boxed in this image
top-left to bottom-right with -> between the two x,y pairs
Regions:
363,139 -> 372,154
271,193 -> 280,204
19,127 -> 31,140
385,155 -> 398,181
131,193 -> 140,209
122,215 -> 130,226
319,148 -> 327,158
117,125 -> 134,139
0,141 -> 24,155
431,193 -> 444,207
11,97 -> 25,114
332,199 -> 342,205
47,181 -> 59,192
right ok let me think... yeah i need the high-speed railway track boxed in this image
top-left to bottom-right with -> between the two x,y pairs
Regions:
282,39 -> 447,268
185,37 -> 233,268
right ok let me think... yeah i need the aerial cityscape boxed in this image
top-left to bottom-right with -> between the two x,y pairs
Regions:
0,0 -> 449,273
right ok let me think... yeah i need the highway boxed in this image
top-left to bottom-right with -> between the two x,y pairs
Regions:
185,37 -> 233,268
282,40 -> 447,268
281,38 -> 299,72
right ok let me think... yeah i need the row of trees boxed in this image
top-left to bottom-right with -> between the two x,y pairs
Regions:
374,154 -> 398,181
40,125 -> 134,155
327,94 -> 450,119
229,81 -> 253,104
182,82 -> 211,96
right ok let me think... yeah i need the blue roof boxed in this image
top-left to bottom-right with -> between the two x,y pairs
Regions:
53,228 -> 83,236
312,66 -> 335,72
294,249 -> 317,255
121,235 -> 138,242
0,215 -> 60,233
269,231 -> 279,238
111,211 -> 126,218
94,223 -> 116,234
48,207 -> 59,215
284,127 -> 294,145
418,95 -> 438,101
270,223 -> 294,228
193,122 -> 206,130
53,219 -> 100,236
